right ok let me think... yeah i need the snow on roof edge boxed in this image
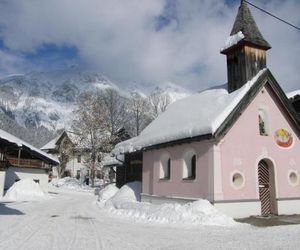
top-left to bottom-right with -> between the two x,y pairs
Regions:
221,31 -> 245,52
102,154 -> 124,167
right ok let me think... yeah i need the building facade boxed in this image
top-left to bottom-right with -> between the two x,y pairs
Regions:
41,131 -> 88,179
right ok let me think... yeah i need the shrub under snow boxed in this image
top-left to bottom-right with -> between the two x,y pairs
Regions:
4,179 -> 47,201
98,181 -> 238,227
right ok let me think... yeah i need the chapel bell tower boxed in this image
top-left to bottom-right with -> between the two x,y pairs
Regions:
221,1 -> 271,93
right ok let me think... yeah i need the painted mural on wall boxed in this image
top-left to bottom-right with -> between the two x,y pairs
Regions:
274,129 -> 293,148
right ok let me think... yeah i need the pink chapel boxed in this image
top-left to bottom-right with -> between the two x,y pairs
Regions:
111,1 -> 300,218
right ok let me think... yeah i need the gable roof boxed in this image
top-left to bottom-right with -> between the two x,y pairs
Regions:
221,1 -> 271,54
0,128 -> 59,165
113,69 -> 300,155
40,134 -> 61,151
41,130 -> 78,151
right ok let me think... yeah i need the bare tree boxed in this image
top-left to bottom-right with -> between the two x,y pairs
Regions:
72,91 -> 112,187
100,88 -> 128,136
57,136 -> 74,178
148,88 -> 171,118
128,91 -> 152,136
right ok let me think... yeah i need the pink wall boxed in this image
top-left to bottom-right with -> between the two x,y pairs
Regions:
220,84 -> 300,200
143,141 -> 213,199
142,83 -> 300,202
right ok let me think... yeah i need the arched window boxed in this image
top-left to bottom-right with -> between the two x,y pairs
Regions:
183,149 -> 196,180
160,153 -> 171,180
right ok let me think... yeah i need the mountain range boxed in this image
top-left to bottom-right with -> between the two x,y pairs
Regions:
0,67 -> 190,147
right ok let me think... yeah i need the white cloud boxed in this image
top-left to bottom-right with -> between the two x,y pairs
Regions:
0,0 -> 299,92
0,50 -> 25,76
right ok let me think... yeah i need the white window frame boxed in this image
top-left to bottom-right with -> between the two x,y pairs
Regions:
159,152 -> 171,180
182,149 -> 197,180
258,107 -> 269,136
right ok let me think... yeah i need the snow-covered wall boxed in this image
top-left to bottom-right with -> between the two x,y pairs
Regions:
5,167 -> 49,192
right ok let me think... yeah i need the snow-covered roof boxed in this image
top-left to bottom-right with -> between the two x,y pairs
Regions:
287,90 -> 300,99
102,154 -> 124,167
221,31 -> 245,52
113,69 -> 267,155
0,128 -> 59,164
40,134 -> 60,150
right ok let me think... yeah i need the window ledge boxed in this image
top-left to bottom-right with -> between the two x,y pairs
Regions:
159,178 -> 171,182
259,134 -> 269,136
182,178 -> 196,182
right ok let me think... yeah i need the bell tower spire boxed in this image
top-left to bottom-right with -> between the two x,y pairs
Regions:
221,0 -> 271,93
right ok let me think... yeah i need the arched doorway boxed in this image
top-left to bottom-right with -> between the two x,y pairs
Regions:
258,159 -> 277,215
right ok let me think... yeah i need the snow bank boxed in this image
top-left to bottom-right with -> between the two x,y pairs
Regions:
221,31 -> 245,51
50,177 -> 92,191
106,182 -> 141,208
98,182 -> 237,227
97,184 -> 119,207
3,179 -> 47,201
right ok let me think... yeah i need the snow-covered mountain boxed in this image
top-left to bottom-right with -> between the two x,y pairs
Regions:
0,67 -> 190,146
0,68 -> 117,131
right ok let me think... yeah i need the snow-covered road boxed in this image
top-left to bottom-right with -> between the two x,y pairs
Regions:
1,191 -> 300,250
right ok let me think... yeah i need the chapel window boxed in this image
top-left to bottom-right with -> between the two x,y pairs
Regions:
258,109 -> 269,136
182,149 -> 196,180
160,153 -> 171,180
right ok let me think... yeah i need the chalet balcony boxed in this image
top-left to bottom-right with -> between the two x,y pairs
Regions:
6,157 -> 50,169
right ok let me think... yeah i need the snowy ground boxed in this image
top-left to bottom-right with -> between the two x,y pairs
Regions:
1,190 -> 300,250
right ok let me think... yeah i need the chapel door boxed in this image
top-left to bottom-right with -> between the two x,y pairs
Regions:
258,160 -> 277,215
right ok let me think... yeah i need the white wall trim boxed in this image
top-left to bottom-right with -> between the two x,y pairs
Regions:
277,199 -> 300,215
214,201 -> 261,218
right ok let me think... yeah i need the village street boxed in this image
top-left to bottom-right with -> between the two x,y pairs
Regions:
1,190 -> 300,250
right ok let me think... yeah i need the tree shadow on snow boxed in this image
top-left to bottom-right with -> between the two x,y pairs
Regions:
0,203 -> 24,215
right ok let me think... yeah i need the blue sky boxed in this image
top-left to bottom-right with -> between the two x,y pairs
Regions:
0,0 -> 299,92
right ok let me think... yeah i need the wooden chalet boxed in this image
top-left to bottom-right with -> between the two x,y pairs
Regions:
0,128 -> 58,196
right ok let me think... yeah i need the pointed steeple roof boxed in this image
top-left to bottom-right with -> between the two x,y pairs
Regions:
230,1 -> 271,50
